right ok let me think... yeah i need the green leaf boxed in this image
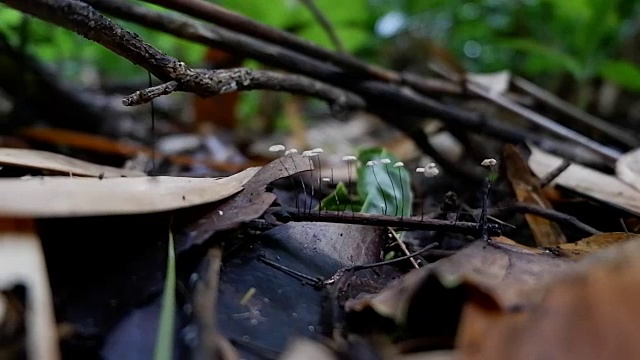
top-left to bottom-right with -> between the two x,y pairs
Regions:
497,38 -> 586,79
357,148 -> 413,217
297,25 -> 370,52
153,231 -> 176,360
217,0 -> 297,29
600,60 -> 640,92
320,181 -> 363,213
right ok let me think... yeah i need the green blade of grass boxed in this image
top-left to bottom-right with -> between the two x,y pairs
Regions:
153,231 -> 176,360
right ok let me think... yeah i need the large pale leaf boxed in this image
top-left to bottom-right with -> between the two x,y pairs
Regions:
0,147 -> 145,177
0,168 -> 258,217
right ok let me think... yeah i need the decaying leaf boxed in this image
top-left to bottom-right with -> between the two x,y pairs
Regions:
503,144 -> 566,246
616,147 -> 640,193
0,168 -> 258,217
346,241 -> 575,324
0,147 -> 145,178
0,219 -> 59,360
180,154 -> 312,248
528,144 -> 640,215
544,232 -> 640,257
456,238 -> 640,360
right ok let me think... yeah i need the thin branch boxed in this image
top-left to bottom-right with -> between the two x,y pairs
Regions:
123,80 -> 178,106
432,65 -> 622,162
123,68 -> 365,109
81,0 -> 596,166
268,207 -> 501,238
8,0 -> 598,169
323,243 -> 439,285
297,0 -> 345,53
502,202 -> 601,235
141,0 -> 398,81
513,76 -> 640,148
4,0 -> 364,110
539,159 -> 571,188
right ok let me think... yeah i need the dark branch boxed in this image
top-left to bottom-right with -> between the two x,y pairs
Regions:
500,202 -> 601,235
268,207 -> 501,238
123,68 -> 365,109
4,0 -> 364,109
141,0 -> 398,81
81,0 -> 596,165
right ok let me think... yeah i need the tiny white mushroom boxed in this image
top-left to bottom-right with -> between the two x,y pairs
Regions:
380,158 -> 391,164
416,167 -> 426,173
366,160 -> 376,166
284,149 -> 298,155
268,144 -> 285,152
393,161 -> 404,168
481,158 -> 497,167
425,167 -> 440,177
311,148 -> 324,154
342,155 -> 357,162
302,150 -> 317,157
322,177 -> 331,182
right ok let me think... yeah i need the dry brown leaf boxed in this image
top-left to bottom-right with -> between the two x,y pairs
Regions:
0,222 -> 59,360
544,232 -> 640,258
457,238 -> 640,360
0,147 -> 145,178
528,144 -> 640,215
504,144 -> 566,246
616,147 -> 640,193
0,167 -> 258,217
346,241 -> 575,323
181,154 -> 312,248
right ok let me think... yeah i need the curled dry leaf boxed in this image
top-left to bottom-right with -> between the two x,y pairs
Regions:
0,147 -> 145,178
528,144 -> 640,215
616,147 -> 640,193
544,232 -> 640,258
0,168 -> 258,217
346,241 -> 575,324
503,144 -> 566,246
457,237 -> 640,360
180,154 -> 312,248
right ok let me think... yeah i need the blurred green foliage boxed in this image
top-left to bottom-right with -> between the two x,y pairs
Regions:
370,0 -> 640,92
1,0 -> 640,92
0,3 -> 207,82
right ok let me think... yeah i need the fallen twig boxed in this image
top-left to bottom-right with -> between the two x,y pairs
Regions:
5,0 -> 364,111
123,68 -> 365,110
267,207 -> 501,238
501,202 -> 601,236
